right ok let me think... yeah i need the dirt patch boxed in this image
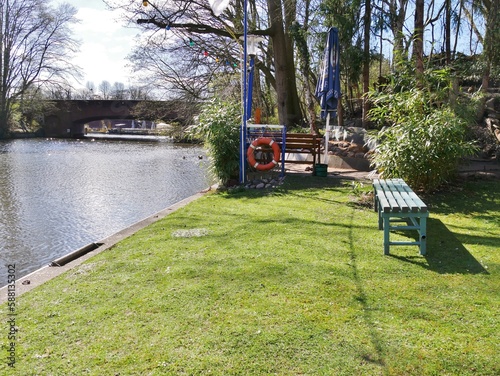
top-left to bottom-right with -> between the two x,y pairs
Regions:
172,228 -> 210,238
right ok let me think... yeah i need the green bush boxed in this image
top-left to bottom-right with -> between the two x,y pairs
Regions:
189,99 -> 241,184
369,69 -> 478,192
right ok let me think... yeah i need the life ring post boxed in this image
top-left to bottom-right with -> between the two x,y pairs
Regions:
246,137 -> 281,172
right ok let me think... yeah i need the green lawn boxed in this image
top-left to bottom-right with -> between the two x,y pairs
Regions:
1,176 -> 499,375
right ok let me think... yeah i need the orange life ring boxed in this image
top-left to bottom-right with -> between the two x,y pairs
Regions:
247,137 -> 281,171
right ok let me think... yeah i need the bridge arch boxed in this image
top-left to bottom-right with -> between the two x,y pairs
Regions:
44,100 -> 182,137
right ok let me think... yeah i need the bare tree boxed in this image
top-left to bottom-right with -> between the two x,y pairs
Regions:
108,0 -> 305,127
98,80 -> 112,99
0,0 -> 81,138
128,85 -> 153,100
85,81 -> 97,99
378,0 -> 410,67
112,82 -> 127,99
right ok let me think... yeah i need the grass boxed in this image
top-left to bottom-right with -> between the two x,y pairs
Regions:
1,175 -> 499,375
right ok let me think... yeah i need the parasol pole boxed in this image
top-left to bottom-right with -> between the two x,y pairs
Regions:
324,112 -> 331,164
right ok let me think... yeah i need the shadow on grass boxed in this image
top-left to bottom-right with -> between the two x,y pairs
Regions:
389,218 -> 489,275
347,210 -> 387,370
425,179 -> 499,219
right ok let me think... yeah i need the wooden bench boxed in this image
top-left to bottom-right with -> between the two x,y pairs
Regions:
278,133 -> 323,167
249,132 -> 323,167
373,178 -> 429,255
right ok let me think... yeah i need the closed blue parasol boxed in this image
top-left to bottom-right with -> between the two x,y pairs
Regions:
315,27 -> 341,119
315,27 -> 340,163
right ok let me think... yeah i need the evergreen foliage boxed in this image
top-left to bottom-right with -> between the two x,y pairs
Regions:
368,68 -> 478,191
189,99 -> 241,184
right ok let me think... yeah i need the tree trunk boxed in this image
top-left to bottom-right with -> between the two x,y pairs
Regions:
1,0 -> 5,137
445,0 -> 451,65
267,0 -> 303,127
413,0 -> 424,77
362,0 -> 371,128
477,0 -> 500,121
290,1 -> 317,133
388,0 -> 409,68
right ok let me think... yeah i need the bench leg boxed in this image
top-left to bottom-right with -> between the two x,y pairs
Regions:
419,216 -> 427,256
378,209 -> 383,230
383,216 -> 390,255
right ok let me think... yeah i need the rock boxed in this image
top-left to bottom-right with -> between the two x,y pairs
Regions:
485,97 -> 495,110
256,183 -> 265,189
486,117 -> 500,131
350,133 -> 365,145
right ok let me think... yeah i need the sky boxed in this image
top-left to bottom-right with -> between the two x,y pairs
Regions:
55,0 -> 141,88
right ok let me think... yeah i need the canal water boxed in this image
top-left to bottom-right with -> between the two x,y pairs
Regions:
0,137 -> 211,285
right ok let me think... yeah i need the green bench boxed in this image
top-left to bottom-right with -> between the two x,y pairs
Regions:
373,178 -> 429,255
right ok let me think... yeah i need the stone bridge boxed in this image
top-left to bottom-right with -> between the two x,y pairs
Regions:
44,100 -> 182,138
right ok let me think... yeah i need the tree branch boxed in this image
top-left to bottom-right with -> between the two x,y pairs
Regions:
136,18 -> 272,39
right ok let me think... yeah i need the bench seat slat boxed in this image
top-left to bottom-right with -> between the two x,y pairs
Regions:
397,183 -> 427,212
378,180 -> 401,213
398,191 -> 420,212
388,188 -> 410,213
376,191 -> 391,213
388,179 -> 423,212
389,181 -> 421,212
283,145 -> 320,150
379,190 -> 399,213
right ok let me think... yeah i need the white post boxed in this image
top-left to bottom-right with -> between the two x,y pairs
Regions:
324,113 -> 331,164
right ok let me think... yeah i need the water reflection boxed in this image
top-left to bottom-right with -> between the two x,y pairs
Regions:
0,138 -> 210,284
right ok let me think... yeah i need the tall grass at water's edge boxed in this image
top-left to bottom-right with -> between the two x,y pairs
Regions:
1,176 -> 498,375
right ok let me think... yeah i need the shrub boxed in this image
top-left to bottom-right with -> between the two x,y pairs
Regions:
369,69 -> 478,192
189,99 -> 241,185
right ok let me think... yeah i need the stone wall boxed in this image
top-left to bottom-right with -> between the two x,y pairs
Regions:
326,127 -> 373,171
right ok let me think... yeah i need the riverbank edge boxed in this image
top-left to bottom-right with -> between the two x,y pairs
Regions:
0,186 -> 216,304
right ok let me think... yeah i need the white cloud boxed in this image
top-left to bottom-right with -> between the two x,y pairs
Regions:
57,1 -> 141,87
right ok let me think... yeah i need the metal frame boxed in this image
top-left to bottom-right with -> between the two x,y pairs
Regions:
246,124 -> 286,178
